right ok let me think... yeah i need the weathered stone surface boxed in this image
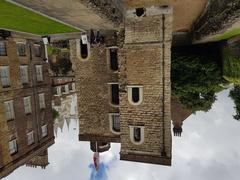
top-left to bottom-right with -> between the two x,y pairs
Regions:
193,0 -> 240,42
70,4 -> 173,166
70,33 -> 119,142
119,6 -> 172,165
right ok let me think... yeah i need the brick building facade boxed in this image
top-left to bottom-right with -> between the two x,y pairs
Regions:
71,5 -> 173,166
0,32 -> 54,178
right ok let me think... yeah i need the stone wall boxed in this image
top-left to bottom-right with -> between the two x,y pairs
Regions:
119,6 -> 172,165
70,36 -> 120,142
193,0 -> 240,41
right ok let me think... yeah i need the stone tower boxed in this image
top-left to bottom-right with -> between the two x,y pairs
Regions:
119,5 -> 173,165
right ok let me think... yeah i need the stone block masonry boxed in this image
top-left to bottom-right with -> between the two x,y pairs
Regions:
119,6 -> 172,165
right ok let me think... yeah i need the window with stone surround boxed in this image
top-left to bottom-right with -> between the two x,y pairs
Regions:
109,48 -> 118,71
27,131 -> 34,145
0,41 -> 7,56
80,35 -> 88,59
23,96 -> 32,114
17,42 -> 26,56
9,139 -> 18,155
110,83 -> 119,106
109,113 -> 120,134
4,100 -> 15,121
35,65 -> 43,82
41,124 -> 48,137
20,65 -> 29,84
34,44 -> 41,57
0,66 -> 10,88
130,126 -> 144,145
127,86 -> 143,105
38,93 -> 45,109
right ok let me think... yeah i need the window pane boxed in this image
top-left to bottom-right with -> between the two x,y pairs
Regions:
20,66 -> 29,84
134,127 -> 141,142
111,84 -> 119,105
36,65 -> 43,82
4,101 -> 14,120
41,125 -> 47,137
0,41 -> 6,56
80,40 -> 88,59
9,139 -> 17,154
112,114 -> 120,132
0,66 -> 10,87
132,87 -> 140,103
18,43 -> 26,56
110,49 -> 118,71
34,45 -> 41,57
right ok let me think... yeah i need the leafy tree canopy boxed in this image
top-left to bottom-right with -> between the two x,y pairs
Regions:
172,52 -> 224,112
229,85 -> 240,120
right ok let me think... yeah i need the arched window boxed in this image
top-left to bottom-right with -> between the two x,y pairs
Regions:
132,87 -> 140,103
127,86 -> 143,105
134,127 -> 141,142
130,126 -> 144,145
80,40 -> 88,59
109,113 -> 120,134
135,8 -> 145,17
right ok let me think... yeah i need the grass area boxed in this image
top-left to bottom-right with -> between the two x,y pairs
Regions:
223,55 -> 240,84
216,28 -> 240,41
0,0 -> 80,35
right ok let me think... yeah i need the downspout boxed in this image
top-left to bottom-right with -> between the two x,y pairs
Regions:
29,41 -> 41,143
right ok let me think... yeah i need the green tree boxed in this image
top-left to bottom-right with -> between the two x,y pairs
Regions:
229,85 -> 240,120
172,52 -> 224,112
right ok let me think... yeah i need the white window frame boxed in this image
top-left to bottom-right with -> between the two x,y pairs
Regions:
4,100 -> 15,120
35,65 -> 43,82
9,139 -> 18,154
0,66 -> 10,87
0,41 -> 7,56
38,93 -> 45,109
23,96 -> 32,114
130,126 -> 145,145
127,85 -> 143,106
20,65 -> 29,84
56,86 -> 61,96
72,83 -> 76,91
109,113 -> 121,134
17,42 -> 26,56
27,131 -> 34,145
64,84 -> 69,94
41,125 -> 48,137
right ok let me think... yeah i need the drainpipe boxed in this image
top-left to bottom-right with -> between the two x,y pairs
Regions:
42,36 -> 50,63
29,41 -> 41,143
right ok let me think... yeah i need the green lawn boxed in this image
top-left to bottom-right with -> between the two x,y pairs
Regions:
216,28 -> 240,41
0,0 -> 80,35
223,55 -> 240,84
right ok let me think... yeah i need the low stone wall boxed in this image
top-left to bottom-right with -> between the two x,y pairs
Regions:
79,0 -> 124,27
193,0 -> 240,41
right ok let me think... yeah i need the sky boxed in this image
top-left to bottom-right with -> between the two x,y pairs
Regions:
3,88 -> 240,180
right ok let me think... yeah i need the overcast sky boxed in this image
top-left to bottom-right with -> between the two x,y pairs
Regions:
3,88 -> 240,180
